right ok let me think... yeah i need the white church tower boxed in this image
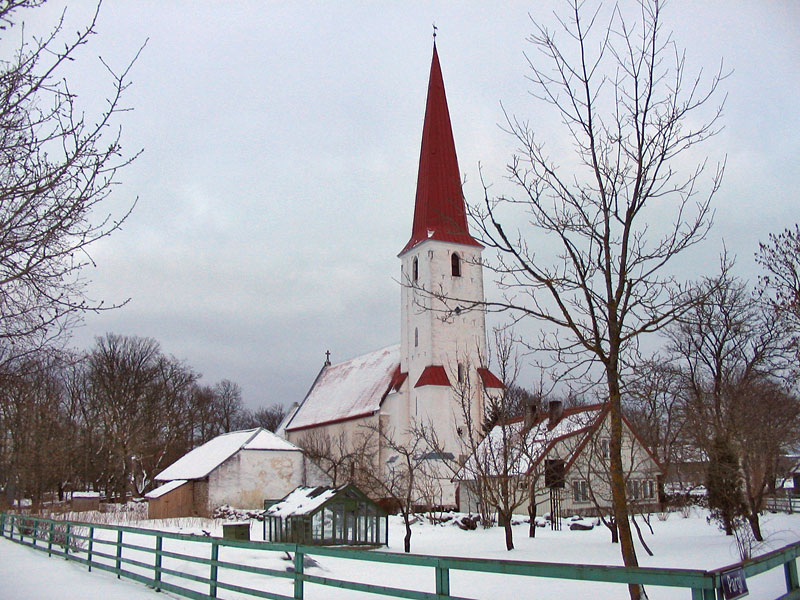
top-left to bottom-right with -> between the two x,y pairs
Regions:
282,43 -> 502,509
397,43 -> 501,459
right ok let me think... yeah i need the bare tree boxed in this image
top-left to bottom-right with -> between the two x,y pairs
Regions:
728,378 -> 800,540
243,403 -> 288,432
625,359 -> 687,504
0,2 -> 142,361
757,224 -> 800,363
667,267 -> 794,538
419,331 -> 550,550
452,2 -> 725,591
297,430 -> 371,488
0,352 -> 70,509
213,379 -> 245,432
360,423 -> 430,553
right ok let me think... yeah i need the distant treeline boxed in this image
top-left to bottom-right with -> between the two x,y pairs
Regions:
0,333 -> 286,508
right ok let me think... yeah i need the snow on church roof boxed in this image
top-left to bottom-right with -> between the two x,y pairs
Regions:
155,428 -> 300,482
285,345 -> 402,432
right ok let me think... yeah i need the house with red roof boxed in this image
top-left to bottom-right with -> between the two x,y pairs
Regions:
457,401 -> 662,518
279,44 -> 502,507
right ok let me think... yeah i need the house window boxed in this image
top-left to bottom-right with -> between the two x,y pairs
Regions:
412,257 -> 419,282
572,480 -> 589,503
642,480 -> 656,500
414,328 -> 418,348
600,438 -> 610,459
626,480 -> 641,501
451,253 -> 461,277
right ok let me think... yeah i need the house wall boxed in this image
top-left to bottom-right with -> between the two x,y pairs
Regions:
148,481 -> 195,520
206,449 -> 331,512
543,419 -> 660,517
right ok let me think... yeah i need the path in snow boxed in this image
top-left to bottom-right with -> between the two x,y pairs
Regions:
0,537 -> 175,600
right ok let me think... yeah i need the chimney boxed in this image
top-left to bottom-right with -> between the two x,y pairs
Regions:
523,399 -> 538,430
548,400 -> 564,428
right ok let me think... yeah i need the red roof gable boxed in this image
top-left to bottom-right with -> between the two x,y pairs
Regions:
400,44 -> 481,255
477,367 -> 504,389
414,365 -> 451,388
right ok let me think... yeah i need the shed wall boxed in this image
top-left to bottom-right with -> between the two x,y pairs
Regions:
148,481 -> 194,520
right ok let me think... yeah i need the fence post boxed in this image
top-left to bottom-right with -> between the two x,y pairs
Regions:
115,529 -> 123,577
0,513 -> 5,537
294,546 -> 304,600
47,521 -> 54,556
33,518 -> 38,546
435,560 -> 450,598
87,527 -> 94,572
65,524 -> 71,558
210,540 -> 219,598
786,557 -> 799,594
154,535 -> 163,592
691,585 -> 716,600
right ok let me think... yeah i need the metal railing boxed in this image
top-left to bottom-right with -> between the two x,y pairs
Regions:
1,512 -> 798,600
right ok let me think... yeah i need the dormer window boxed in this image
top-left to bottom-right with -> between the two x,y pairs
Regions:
451,253 -> 461,277
413,257 -> 419,282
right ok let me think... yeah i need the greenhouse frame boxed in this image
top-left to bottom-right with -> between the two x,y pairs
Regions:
264,484 -> 388,546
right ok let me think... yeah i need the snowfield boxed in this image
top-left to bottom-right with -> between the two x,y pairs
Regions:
1,508 -> 798,600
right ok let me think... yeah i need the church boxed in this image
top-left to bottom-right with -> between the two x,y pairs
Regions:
278,43 -> 502,506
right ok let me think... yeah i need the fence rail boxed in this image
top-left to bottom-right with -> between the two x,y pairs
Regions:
766,495 -> 800,514
1,512 -> 798,600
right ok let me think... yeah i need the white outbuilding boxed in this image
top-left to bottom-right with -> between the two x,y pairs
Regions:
146,428 -> 330,519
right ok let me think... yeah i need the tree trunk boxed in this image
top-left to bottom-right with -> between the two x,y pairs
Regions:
607,357 -> 641,600
501,511 -> 515,550
403,514 -> 412,553
747,512 -> 763,542
528,500 -> 537,538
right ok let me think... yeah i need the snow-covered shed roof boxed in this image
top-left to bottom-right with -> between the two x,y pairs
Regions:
155,428 -> 300,482
285,345 -> 404,433
146,479 -> 188,499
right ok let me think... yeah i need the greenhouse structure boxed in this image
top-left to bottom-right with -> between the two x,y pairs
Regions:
264,484 -> 388,546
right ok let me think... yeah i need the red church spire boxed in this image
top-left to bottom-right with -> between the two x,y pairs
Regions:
400,43 -> 481,255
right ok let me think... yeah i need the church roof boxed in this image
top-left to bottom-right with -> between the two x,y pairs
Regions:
155,428 -> 299,482
400,44 -> 481,255
285,345 -> 403,433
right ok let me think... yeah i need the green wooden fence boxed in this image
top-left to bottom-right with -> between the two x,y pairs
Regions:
0,512 -> 798,600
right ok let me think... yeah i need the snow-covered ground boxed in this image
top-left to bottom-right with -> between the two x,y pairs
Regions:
1,509 -> 799,599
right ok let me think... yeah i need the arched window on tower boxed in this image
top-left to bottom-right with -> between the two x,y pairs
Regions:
457,363 -> 465,383
451,252 -> 461,277
414,328 -> 418,348
413,257 -> 419,282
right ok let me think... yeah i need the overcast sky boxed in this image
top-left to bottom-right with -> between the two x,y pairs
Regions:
16,1 -> 800,410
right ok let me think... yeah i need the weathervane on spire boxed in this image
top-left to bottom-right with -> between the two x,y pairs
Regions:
432,22 -> 437,41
